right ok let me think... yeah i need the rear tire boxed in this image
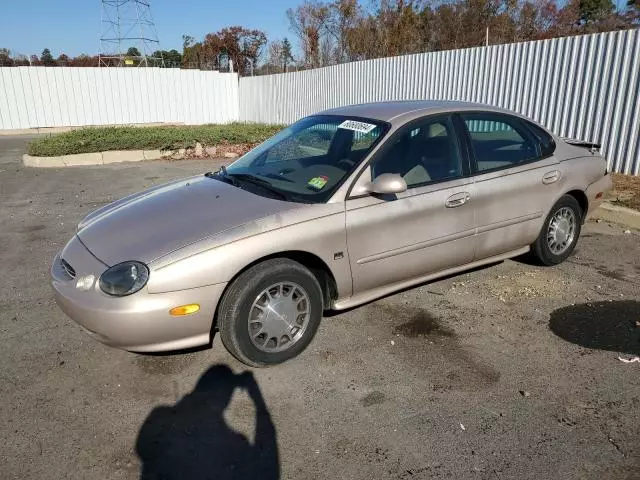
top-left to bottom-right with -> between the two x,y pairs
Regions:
532,195 -> 582,266
217,258 -> 323,367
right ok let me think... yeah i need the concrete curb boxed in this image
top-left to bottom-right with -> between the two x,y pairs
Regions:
599,202 -> 640,217
23,150 -> 161,167
593,202 -> 640,230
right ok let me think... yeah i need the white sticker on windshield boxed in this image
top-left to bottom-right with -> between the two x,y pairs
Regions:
338,120 -> 377,134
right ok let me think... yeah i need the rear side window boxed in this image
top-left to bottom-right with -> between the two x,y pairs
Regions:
462,113 -> 539,172
525,121 -> 556,157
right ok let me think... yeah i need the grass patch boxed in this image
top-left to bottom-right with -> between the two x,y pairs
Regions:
27,123 -> 285,157
608,173 -> 640,211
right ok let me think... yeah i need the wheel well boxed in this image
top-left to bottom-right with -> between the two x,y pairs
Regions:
566,190 -> 588,219
224,251 -> 338,310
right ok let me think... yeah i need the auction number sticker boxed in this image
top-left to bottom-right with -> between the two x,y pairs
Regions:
338,120 -> 377,134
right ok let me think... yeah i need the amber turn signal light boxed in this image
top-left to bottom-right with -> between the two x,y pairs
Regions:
169,304 -> 200,316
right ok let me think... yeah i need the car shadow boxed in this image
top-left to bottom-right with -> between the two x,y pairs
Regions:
136,364 -> 279,480
135,344 -> 212,357
549,301 -> 640,355
134,333 -> 219,357
511,251 -> 541,266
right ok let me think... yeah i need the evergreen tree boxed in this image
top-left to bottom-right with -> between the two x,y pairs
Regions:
579,0 -> 614,22
40,48 -> 55,66
281,38 -> 294,72
126,46 -> 141,57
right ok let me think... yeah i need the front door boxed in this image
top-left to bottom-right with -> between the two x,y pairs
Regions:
345,115 -> 476,295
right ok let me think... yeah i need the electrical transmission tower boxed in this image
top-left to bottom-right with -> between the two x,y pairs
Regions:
99,0 -> 165,67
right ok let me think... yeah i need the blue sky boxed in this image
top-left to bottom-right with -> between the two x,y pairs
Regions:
0,0 -> 301,58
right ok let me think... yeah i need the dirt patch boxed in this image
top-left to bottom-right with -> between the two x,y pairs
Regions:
454,269 -> 574,302
608,174 -> 640,211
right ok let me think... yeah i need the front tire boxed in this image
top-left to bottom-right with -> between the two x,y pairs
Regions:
217,258 -> 323,367
532,195 -> 582,266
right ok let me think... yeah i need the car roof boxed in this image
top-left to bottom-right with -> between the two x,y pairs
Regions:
318,100 -> 517,125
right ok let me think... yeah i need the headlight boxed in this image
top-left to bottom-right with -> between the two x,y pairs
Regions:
99,261 -> 149,296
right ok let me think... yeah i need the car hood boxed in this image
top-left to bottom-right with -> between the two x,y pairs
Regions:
77,175 -> 300,266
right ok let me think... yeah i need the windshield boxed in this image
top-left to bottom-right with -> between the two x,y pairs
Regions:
224,115 -> 388,203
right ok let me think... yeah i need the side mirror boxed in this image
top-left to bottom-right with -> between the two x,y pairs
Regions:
367,173 -> 407,195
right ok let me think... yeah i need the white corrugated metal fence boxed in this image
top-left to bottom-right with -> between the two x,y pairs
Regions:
239,30 -> 640,174
1,30 -> 638,173
0,67 -> 239,128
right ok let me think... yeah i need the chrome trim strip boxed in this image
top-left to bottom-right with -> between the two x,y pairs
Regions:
476,212 -> 542,235
356,228 -> 476,264
356,212 -> 540,265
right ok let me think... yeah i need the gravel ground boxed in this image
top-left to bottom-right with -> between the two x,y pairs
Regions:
1,136 -> 639,480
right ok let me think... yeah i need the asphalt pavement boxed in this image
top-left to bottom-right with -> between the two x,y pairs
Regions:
1,135 -> 638,479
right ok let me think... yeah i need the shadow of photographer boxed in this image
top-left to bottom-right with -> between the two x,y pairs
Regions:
136,364 -> 279,480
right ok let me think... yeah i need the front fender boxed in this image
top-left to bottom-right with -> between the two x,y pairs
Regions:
147,207 -> 352,298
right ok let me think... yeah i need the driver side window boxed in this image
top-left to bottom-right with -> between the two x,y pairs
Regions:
371,116 -> 462,188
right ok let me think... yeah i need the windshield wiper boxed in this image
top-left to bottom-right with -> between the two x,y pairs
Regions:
206,170 -> 289,201
205,167 -> 239,186
226,173 -> 289,201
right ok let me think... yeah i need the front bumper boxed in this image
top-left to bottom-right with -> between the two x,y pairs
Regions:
51,236 -> 226,352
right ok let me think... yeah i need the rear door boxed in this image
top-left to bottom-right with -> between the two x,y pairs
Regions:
459,112 -> 562,260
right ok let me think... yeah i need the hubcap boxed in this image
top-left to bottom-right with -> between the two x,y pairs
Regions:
547,207 -> 576,255
248,282 -> 310,353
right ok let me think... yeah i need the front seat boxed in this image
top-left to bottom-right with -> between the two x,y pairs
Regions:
405,124 -> 460,185
402,130 -> 433,186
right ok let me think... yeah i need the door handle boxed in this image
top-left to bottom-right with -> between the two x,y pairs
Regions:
542,170 -> 560,184
445,192 -> 471,208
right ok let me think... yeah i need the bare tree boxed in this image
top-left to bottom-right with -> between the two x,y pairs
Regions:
287,1 -> 332,68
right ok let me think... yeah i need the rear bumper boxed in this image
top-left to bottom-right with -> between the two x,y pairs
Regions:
585,173 -> 613,219
51,237 -> 227,352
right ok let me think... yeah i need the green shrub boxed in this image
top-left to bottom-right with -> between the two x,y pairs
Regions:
27,123 -> 285,156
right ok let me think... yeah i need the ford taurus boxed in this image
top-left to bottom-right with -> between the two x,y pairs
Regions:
51,101 -> 612,366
